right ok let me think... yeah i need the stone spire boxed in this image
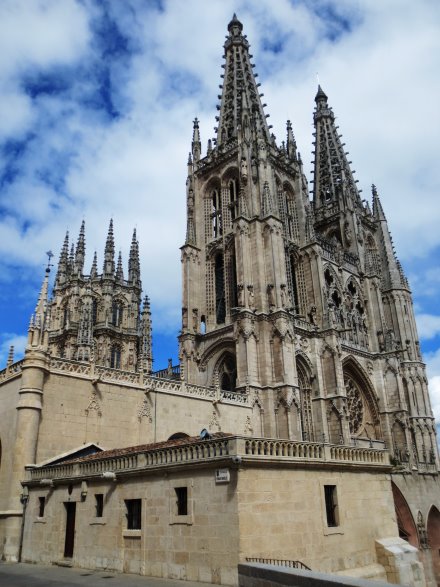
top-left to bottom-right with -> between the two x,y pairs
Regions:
6,345 -> 14,367
74,220 -> 85,276
28,260 -> 51,348
128,229 -> 141,287
372,185 -> 408,289
286,120 -> 297,161
191,118 -> 201,162
312,85 -> 362,213
116,251 -> 124,282
216,14 -> 271,146
55,231 -> 69,286
90,251 -> 98,279
103,219 -> 115,277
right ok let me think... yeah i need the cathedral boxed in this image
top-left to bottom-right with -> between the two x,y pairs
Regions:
0,15 -> 439,587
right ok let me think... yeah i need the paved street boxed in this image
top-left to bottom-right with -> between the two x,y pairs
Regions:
0,563 -> 212,587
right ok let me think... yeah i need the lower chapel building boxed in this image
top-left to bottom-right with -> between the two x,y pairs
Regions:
0,15 -> 439,587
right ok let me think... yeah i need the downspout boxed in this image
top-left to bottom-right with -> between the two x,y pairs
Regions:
18,485 -> 29,562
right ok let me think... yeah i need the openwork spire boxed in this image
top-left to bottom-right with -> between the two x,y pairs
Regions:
116,251 -> 124,282
90,251 -> 98,278
103,219 -> 115,277
371,185 -> 408,289
216,14 -> 271,146
312,85 -> 362,212
56,230 -> 69,286
128,228 -> 141,287
74,220 -> 86,276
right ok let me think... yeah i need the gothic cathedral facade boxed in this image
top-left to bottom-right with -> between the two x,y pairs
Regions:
0,14 -> 439,586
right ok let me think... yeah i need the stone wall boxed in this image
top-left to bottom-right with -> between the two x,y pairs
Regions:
236,468 -> 397,574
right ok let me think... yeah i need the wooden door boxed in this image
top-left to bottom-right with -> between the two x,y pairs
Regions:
64,502 -> 76,558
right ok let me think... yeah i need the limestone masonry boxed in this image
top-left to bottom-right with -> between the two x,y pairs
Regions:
0,14 -> 439,587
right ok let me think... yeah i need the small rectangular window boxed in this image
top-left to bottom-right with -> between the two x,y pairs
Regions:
95,494 -> 104,518
175,487 -> 188,516
324,485 -> 339,527
38,496 -> 45,518
125,499 -> 141,529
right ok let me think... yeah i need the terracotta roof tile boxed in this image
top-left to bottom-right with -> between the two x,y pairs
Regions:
58,432 -> 233,465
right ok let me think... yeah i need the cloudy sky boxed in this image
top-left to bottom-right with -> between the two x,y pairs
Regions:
0,0 -> 439,421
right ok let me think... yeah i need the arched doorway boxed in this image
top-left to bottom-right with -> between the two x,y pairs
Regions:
427,506 -> 440,584
391,482 -> 419,547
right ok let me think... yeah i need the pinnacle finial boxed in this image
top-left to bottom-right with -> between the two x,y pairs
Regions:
7,345 -> 14,367
116,251 -> 124,281
103,219 -> 115,276
55,231 -> 69,286
286,120 -> 297,160
372,184 -> 386,220
228,13 -> 243,34
315,84 -> 328,102
74,220 -> 86,275
128,227 -> 141,286
192,118 -> 201,161
90,251 -> 98,278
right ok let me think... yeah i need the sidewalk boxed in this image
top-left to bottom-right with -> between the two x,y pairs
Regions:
0,562 -> 213,587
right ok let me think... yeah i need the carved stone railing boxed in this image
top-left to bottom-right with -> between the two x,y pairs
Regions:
95,365 -> 141,386
50,357 -> 93,377
26,437 -> 232,482
25,436 -> 389,484
329,445 -> 386,464
417,462 -> 438,474
0,359 -> 24,382
245,439 -> 323,459
152,364 -> 180,380
293,316 -> 315,332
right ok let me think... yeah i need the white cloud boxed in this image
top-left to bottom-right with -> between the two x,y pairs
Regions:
425,347 -> 440,421
0,334 -> 27,367
415,314 -> 440,341
0,0 -> 439,352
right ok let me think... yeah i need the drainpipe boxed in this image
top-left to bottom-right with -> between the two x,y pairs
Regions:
18,485 -> 29,562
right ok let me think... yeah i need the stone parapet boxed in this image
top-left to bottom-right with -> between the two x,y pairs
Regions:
24,434 -> 390,485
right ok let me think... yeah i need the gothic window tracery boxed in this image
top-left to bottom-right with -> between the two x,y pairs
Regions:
217,352 -> 237,391
211,188 -> 223,238
228,178 -> 238,222
297,358 -> 314,441
343,364 -> 381,440
215,253 -> 226,324
110,344 -> 121,369
112,301 -> 123,327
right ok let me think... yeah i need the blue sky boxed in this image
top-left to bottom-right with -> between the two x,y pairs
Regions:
0,0 -> 439,422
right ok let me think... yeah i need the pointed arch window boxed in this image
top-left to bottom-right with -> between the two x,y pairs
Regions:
112,302 -> 123,327
110,345 -> 121,369
92,299 -> 98,325
229,178 -> 238,222
212,189 -> 222,238
343,365 -> 381,440
297,359 -> 314,441
215,253 -> 226,324
218,353 -> 237,392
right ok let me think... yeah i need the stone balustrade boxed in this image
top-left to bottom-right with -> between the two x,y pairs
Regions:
25,435 -> 389,484
0,359 -> 24,382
